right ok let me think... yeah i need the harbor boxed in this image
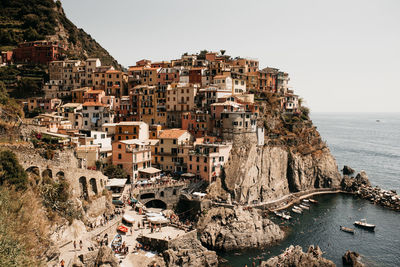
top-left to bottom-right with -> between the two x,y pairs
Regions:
221,193 -> 400,267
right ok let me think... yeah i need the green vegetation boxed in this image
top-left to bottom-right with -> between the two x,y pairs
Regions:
0,150 -> 28,190
104,164 -> 128,178
0,0 -> 120,68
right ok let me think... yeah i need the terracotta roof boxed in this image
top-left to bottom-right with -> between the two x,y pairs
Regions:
214,75 -> 230,79
158,129 -> 188,139
128,66 -> 144,71
106,70 -> 122,74
86,89 -> 104,94
82,102 -> 107,107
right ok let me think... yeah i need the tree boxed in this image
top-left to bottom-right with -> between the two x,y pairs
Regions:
0,150 -> 28,190
104,165 -> 127,178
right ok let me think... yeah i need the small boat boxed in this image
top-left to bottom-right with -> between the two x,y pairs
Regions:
292,208 -> 302,214
293,205 -> 302,211
274,211 -> 291,220
340,226 -> 355,234
309,199 -> 318,204
117,225 -> 128,233
303,199 -> 310,203
299,204 -> 310,210
354,219 -> 375,231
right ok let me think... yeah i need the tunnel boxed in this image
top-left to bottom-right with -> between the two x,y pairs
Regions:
145,199 -> 167,209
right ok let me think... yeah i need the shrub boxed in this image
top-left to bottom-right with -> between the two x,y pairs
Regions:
0,150 -> 27,191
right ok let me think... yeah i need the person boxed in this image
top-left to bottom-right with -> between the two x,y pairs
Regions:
60,259 -> 65,267
79,240 -> 83,250
73,240 -> 76,251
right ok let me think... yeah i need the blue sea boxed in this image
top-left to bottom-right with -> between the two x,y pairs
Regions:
222,113 -> 400,267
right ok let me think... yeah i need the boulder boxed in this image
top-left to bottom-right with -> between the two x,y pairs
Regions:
342,165 -> 355,175
355,171 -> 371,187
163,231 -> 217,267
342,250 -> 365,267
198,206 -> 284,251
94,245 -> 119,267
260,245 -> 335,267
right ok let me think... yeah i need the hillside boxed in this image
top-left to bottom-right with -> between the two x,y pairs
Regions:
0,0 -> 120,68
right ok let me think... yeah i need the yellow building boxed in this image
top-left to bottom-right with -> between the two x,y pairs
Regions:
155,129 -> 193,173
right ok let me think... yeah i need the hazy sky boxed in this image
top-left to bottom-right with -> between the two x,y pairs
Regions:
60,0 -> 400,112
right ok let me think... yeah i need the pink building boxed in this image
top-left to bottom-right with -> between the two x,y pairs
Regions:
186,142 -> 232,183
181,111 -> 211,138
112,139 -> 152,182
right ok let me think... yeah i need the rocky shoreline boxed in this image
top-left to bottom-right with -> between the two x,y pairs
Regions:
341,170 -> 400,211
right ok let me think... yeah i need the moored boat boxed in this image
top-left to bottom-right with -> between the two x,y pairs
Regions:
303,199 -> 310,203
299,204 -> 310,210
309,199 -> 318,204
292,208 -> 302,214
340,226 -> 355,234
354,219 -> 375,230
293,205 -> 302,211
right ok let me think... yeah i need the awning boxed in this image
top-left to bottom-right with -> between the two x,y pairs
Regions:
139,167 -> 162,175
106,179 -> 127,188
181,173 -> 195,177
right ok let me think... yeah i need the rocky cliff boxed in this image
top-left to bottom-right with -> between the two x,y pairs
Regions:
260,245 -> 335,267
163,231 -> 218,267
197,206 -> 284,251
214,135 -> 341,205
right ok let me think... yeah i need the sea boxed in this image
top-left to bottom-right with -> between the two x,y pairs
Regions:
222,113 -> 400,267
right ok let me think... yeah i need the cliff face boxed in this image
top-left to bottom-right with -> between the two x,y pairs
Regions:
220,136 -> 341,204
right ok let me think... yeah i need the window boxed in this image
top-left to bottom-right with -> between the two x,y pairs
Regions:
118,154 -> 122,159
204,166 -> 207,172
190,164 -> 192,170
161,139 -> 164,144
173,139 -> 176,144
118,144 -> 121,149
196,165 -> 199,171
161,156 -> 164,161
204,157 -> 207,163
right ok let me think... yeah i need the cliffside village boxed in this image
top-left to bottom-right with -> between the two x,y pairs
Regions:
3,42 -> 301,197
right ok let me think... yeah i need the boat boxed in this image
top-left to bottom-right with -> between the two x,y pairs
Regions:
274,211 -> 291,220
111,234 -> 122,250
340,226 -> 355,234
293,205 -> 302,211
303,199 -> 310,203
117,225 -> 128,233
299,204 -> 310,210
122,214 -> 135,224
309,199 -> 318,204
292,208 -> 302,214
354,219 -> 376,230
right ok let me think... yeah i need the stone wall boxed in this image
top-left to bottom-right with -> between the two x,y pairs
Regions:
10,144 -> 107,200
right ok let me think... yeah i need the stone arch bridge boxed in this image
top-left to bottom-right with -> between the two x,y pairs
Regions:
14,146 -> 107,200
136,182 -> 188,209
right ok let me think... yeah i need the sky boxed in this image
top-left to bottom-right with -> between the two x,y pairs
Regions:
60,0 -> 400,112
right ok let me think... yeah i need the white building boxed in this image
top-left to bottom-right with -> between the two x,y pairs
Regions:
82,102 -> 114,131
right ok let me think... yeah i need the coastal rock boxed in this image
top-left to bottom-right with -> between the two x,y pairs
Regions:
260,245 -> 335,267
342,165 -> 355,175
197,206 -> 284,251
355,171 -> 371,187
163,231 -> 218,267
221,140 -> 342,204
342,250 -> 365,267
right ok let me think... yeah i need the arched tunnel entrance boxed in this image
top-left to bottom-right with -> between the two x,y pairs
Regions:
145,199 -> 167,209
